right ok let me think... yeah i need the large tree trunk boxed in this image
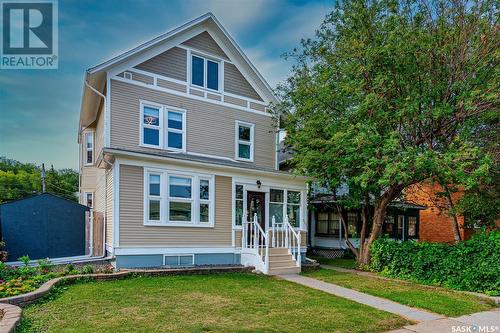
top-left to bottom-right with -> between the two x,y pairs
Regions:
443,185 -> 462,242
357,183 -> 405,266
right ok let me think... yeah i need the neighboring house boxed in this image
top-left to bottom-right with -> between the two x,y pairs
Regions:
78,13 -> 308,274
405,182 -> 475,242
0,193 -> 89,262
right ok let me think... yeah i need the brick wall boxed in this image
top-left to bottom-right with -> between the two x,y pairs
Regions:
405,182 -> 471,243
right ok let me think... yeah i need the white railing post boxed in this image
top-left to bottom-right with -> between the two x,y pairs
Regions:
242,212 -> 247,248
89,209 -> 94,256
271,216 -> 276,248
265,229 -> 270,272
253,213 -> 258,250
297,232 -> 301,266
285,216 -> 289,249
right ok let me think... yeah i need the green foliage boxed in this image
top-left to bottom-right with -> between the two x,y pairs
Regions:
18,255 -> 31,266
0,157 -> 78,203
36,258 -> 53,274
370,232 -> 500,295
81,265 -> 94,274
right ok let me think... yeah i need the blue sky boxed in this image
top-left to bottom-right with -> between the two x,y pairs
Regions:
0,0 -> 333,169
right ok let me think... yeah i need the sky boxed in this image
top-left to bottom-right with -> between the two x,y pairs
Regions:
0,0 -> 334,169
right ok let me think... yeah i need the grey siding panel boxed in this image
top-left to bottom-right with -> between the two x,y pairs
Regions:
134,47 -> 187,81
110,80 -> 276,170
118,165 -> 233,247
224,63 -> 263,101
182,31 -> 229,60
132,72 -> 154,85
157,78 -> 186,93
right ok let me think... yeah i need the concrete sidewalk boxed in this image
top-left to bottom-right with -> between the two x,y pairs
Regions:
278,274 -> 444,322
387,308 -> 500,333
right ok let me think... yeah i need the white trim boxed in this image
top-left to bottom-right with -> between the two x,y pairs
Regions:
189,50 -> 222,93
235,120 -> 255,162
140,100 -> 164,148
105,73 -> 111,147
114,246 -> 237,255
112,162 -> 120,247
112,76 -> 271,118
84,131 -> 94,165
143,167 -> 215,227
129,67 -> 187,86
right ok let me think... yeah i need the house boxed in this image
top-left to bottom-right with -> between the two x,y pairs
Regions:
78,13 -> 308,274
0,193 -> 89,262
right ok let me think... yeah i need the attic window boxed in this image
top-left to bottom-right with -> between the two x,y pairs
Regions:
191,54 -> 219,91
123,71 -> 132,80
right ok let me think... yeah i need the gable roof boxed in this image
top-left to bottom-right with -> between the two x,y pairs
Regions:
80,12 -> 277,132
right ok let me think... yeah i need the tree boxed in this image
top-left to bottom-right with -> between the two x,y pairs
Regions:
0,157 -> 79,203
274,0 -> 498,265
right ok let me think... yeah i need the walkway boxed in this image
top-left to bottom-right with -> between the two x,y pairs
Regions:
387,308 -> 500,333
278,274 -> 444,322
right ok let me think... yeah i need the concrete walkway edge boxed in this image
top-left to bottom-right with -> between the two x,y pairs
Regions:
278,274 -> 445,322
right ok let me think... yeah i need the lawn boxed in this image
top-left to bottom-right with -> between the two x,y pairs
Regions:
18,273 -> 410,333
303,269 -> 495,317
311,257 -> 357,269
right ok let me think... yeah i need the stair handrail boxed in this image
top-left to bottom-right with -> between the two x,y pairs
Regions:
242,213 -> 269,273
283,215 -> 301,267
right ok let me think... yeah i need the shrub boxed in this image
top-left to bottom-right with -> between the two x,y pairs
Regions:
18,255 -> 30,266
370,231 -> 500,295
81,265 -> 93,274
36,258 -> 53,274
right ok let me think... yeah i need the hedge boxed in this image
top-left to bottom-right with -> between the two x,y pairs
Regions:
370,231 -> 500,296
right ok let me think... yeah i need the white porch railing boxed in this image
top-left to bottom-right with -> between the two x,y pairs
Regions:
272,215 -> 301,266
241,213 -> 270,273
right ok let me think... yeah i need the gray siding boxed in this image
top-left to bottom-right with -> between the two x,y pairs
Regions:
224,63 -> 262,101
182,31 -> 229,60
134,47 -> 187,81
118,165 -> 233,247
110,80 -> 276,170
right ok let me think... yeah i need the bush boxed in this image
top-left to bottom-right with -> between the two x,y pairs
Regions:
81,265 -> 93,274
370,231 -> 500,296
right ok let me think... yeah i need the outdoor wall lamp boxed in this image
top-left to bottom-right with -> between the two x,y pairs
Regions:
256,180 -> 262,189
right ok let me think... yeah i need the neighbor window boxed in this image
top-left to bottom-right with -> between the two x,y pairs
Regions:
384,215 -> 395,235
141,102 -> 185,151
408,216 -> 417,238
234,185 -> 244,226
235,121 -> 254,161
84,192 -> 93,208
84,132 -> 94,165
347,212 -> 359,238
145,170 -> 213,226
191,54 -> 219,91
397,215 -> 405,240
316,211 -> 340,236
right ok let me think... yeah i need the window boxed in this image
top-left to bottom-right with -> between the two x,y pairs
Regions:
140,102 -> 185,151
286,191 -> 301,227
347,212 -> 359,238
235,121 -> 254,161
408,216 -> 417,237
397,215 -> 405,240
384,215 -> 395,235
316,211 -> 340,236
269,189 -> 284,226
84,192 -> 93,208
191,54 -> 219,91
234,185 -> 244,226
84,132 -> 94,165
141,105 -> 162,147
147,173 -> 162,221
145,169 -> 213,226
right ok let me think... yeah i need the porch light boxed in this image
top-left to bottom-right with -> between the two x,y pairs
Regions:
256,180 -> 262,189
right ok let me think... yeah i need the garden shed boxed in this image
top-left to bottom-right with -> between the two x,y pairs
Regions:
0,193 -> 89,262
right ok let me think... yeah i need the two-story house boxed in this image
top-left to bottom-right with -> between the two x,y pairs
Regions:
78,13 -> 308,274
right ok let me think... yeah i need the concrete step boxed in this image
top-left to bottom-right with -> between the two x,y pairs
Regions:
269,260 -> 297,268
268,254 -> 294,261
268,248 -> 289,255
268,266 -> 301,275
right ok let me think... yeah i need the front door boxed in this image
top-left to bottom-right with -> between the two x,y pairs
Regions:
247,191 -> 266,231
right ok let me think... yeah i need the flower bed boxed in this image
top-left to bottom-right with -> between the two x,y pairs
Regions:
0,256 -> 113,298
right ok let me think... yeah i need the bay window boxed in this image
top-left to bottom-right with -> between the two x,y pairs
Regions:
191,54 -> 219,91
287,191 -> 301,227
235,121 -> 254,161
268,188 -> 302,228
269,189 -> 284,226
140,101 -> 185,151
145,169 -> 213,226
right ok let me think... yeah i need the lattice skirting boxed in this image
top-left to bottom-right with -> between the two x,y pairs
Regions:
310,248 -> 346,259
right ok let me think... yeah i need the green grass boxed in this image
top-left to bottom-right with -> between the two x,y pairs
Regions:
303,269 -> 495,317
311,257 -> 357,269
18,273 -> 409,333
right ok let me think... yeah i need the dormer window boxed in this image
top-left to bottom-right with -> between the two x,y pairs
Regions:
235,121 -> 254,162
191,54 -> 219,91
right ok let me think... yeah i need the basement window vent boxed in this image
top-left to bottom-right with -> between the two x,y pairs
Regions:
163,254 -> 194,267
123,71 -> 132,80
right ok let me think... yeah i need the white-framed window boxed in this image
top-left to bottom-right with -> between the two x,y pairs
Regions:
84,132 -> 94,165
140,101 -> 186,152
234,184 -> 244,226
144,168 -> 214,227
235,121 -> 254,161
84,192 -> 94,208
268,188 -> 302,228
190,53 -> 220,92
